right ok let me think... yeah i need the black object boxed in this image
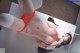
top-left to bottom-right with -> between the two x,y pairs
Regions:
0,25 -> 2,30
48,17 -> 55,24
48,17 -> 58,27
38,47 -> 53,53
0,0 -> 1,2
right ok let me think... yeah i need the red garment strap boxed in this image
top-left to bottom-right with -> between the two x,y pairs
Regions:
19,11 -> 35,32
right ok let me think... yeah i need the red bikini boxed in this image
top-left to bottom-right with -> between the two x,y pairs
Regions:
19,11 -> 35,32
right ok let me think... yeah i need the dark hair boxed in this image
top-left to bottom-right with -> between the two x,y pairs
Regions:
61,33 -> 72,45
56,33 -> 72,48
0,25 -> 2,30
38,47 -> 53,53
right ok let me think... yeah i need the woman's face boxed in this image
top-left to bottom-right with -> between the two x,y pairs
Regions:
62,33 -> 70,41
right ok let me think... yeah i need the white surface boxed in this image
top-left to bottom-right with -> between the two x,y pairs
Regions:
0,2 -> 76,53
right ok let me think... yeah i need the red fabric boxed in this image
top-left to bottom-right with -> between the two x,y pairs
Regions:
19,11 -> 35,32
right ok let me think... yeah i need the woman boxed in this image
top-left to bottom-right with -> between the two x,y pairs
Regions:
38,17 -> 72,52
